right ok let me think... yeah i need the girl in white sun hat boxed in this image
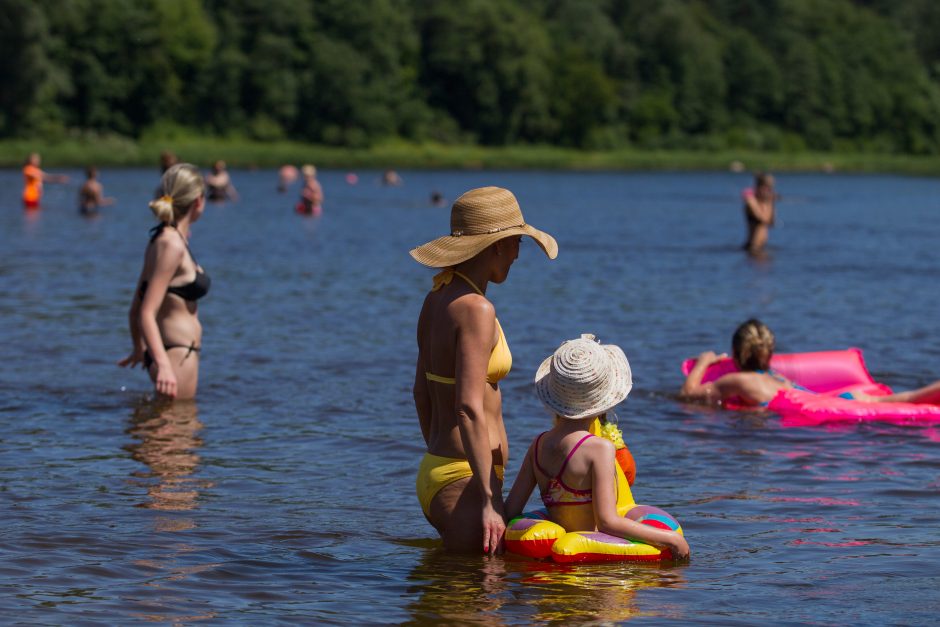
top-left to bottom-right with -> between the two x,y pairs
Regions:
505,334 -> 690,559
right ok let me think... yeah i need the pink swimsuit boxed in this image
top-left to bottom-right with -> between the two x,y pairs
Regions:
534,432 -> 595,507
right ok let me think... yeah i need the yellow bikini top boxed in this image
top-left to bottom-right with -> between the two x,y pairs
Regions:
425,269 -> 512,386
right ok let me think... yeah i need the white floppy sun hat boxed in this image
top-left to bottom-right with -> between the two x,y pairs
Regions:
535,334 -> 633,420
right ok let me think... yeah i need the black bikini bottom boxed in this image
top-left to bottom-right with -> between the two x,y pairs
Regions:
143,342 -> 200,370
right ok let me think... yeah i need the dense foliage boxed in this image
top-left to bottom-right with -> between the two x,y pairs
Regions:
4,0 -> 940,153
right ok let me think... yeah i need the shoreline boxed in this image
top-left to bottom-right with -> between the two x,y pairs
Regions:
3,137 -> 940,176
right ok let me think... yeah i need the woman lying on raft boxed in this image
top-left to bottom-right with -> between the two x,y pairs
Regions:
505,335 -> 689,560
680,319 -> 940,406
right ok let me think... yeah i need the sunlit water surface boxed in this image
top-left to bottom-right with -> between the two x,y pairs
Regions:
1,168 -> 939,624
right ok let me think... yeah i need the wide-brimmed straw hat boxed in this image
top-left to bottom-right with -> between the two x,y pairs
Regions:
535,334 -> 633,420
410,186 -> 558,268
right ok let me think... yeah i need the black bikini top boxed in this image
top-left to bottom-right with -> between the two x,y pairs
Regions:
141,224 -> 211,302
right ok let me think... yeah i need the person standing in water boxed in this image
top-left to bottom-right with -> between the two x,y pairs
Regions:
278,164 -> 299,192
205,160 -> 238,202
411,186 -> 558,554
78,166 -> 115,216
22,153 -> 68,209
120,164 -> 210,400
296,165 -> 323,216
742,173 -> 777,254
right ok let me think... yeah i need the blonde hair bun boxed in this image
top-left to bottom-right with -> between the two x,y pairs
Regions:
149,195 -> 175,223
151,163 -> 205,224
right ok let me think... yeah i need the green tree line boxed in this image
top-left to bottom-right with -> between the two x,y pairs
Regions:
4,0 -> 940,153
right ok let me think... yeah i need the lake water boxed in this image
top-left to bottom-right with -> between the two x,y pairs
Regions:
1,167 -> 939,625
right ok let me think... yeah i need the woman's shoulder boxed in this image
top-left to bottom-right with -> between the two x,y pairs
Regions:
448,291 -> 495,322
150,228 -> 186,256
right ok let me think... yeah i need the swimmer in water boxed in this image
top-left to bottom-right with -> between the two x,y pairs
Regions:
296,164 -> 323,216
120,164 -> 210,400
681,319 -> 940,406
742,173 -> 777,254
382,169 -> 403,186
22,153 -> 68,209
78,166 -> 115,216
205,160 -> 238,202
278,164 -> 299,192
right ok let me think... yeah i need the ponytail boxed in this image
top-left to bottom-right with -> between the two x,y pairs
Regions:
149,195 -> 175,223
151,163 -> 205,224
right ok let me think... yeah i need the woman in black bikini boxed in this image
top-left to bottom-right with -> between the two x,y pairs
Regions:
120,163 -> 210,399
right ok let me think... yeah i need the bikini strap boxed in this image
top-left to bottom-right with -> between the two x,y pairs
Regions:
555,434 -> 594,480
532,432 -> 550,477
431,269 -> 484,296
172,226 -> 199,265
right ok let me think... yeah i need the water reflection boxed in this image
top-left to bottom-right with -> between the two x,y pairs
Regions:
124,397 -> 219,623
404,548 -> 686,625
124,397 -> 208,513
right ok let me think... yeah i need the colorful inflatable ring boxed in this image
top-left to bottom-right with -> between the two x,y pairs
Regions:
506,505 -> 683,563
681,349 -> 940,425
505,509 -> 566,559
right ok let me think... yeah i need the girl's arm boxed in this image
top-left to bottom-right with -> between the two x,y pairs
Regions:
138,236 -> 184,398
679,351 -> 727,403
590,440 -> 690,559
504,442 -> 537,521
455,298 -> 505,554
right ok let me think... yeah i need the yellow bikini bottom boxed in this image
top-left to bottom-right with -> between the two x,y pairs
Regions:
416,453 -> 505,518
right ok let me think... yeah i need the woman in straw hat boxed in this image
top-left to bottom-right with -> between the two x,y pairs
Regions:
412,186 -> 557,554
505,335 -> 690,559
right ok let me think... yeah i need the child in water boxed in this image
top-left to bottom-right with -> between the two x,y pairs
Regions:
296,164 -> 323,216
505,334 -> 690,559
78,166 -> 115,215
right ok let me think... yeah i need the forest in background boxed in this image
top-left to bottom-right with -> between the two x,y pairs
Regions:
4,0 -> 940,160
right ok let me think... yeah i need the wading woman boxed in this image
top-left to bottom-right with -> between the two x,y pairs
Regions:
411,187 -> 557,554
119,164 -> 210,400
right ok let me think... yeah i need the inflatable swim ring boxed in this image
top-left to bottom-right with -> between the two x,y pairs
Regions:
506,422 -> 680,563
506,505 -> 683,563
681,349 -> 940,425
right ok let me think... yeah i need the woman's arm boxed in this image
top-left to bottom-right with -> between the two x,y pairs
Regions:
455,298 -> 505,554
504,442 -> 537,521
138,237 -> 184,398
119,258 -> 149,368
413,359 -> 432,446
413,301 -> 433,445
744,193 -> 773,225
590,441 -> 690,559
41,169 -> 69,184
679,351 -> 726,403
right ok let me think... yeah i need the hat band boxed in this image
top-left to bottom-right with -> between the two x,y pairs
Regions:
451,223 -> 526,237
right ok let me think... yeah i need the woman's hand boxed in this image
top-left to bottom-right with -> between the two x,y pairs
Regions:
154,363 -> 178,398
118,348 -> 144,368
482,499 -> 506,555
697,350 -> 726,366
